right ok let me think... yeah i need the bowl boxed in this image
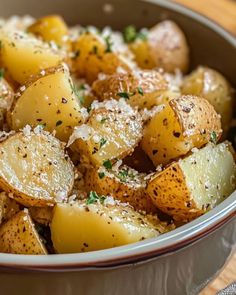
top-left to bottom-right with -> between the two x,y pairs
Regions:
0,0 -> 236,294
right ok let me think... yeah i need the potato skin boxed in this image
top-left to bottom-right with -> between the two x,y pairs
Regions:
28,15 -> 70,49
0,30 -> 63,84
0,131 -> 74,207
0,210 -> 47,254
72,32 -> 132,83
182,66 -> 234,134
92,70 -> 168,109
141,95 -> 222,166
51,201 -> 158,253
72,106 -> 143,167
0,192 -> 21,224
146,142 -> 236,221
130,20 -> 189,73
84,165 -> 157,213
29,206 -> 53,225
8,65 -> 86,142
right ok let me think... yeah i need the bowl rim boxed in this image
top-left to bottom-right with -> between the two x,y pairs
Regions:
0,0 -> 236,270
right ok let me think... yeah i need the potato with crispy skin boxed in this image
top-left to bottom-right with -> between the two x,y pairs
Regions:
84,165 -> 157,213
0,209 -> 47,254
146,142 -> 236,221
182,66 -> 234,134
28,15 -> 70,49
51,199 -> 159,253
129,20 -> 189,73
0,131 -> 74,207
92,70 -> 168,109
72,32 -> 132,83
0,30 -> 64,84
0,192 -> 20,224
8,65 -> 86,142
141,95 -> 222,166
70,101 -> 143,167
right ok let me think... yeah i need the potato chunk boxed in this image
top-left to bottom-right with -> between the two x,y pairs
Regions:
0,131 -> 74,207
72,32 -> 132,83
70,101 -> 143,166
28,15 -> 70,49
0,30 -> 64,84
29,206 -> 53,225
9,65 -> 86,142
141,95 -> 222,166
92,70 -> 168,109
51,200 -> 158,253
0,192 -> 20,224
146,142 -> 236,221
84,165 -> 157,213
129,20 -> 189,73
182,66 -> 234,134
0,210 -> 47,254
0,77 -> 14,127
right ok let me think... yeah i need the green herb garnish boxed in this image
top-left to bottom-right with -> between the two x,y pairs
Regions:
210,131 -> 217,144
101,117 -> 108,124
117,169 -> 135,182
137,86 -> 144,96
86,191 -> 105,205
0,68 -> 4,80
69,80 -> 85,105
117,91 -> 135,100
103,159 -> 112,169
123,25 -> 148,43
99,138 -> 107,148
104,35 -> 113,53
98,172 -> 105,179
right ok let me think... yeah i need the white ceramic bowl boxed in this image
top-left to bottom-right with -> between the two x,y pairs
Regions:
0,1 -> 235,294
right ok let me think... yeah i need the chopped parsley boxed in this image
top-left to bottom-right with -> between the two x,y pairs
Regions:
101,117 -> 108,124
103,159 -> 112,169
69,80 -> 85,105
98,172 -> 105,179
210,131 -> 217,144
117,168 -> 135,182
137,86 -> 144,96
86,191 -> 105,205
104,35 -> 113,53
99,138 -> 107,148
56,120 -> 63,127
123,25 -> 148,43
117,91 -> 135,100
0,68 -> 4,80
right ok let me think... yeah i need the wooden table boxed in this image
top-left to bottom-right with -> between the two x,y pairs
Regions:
173,1 -> 236,294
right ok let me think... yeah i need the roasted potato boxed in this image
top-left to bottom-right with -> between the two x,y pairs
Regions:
0,76 -> 14,127
51,199 -> 158,253
69,101 -> 143,166
28,15 -> 70,49
8,65 -> 86,142
0,209 -> 47,254
84,165 -> 157,213
29,206 -> 53,226
141,95 -> 222,166
0,29 -> 64,84
0,192 -> 20,224
92,70 -> 168,109
129,20 -> 189,73
0,131 -> 74,207
72,31 -> 132,83
146,142 -> 236,221
182,66 -> 234,134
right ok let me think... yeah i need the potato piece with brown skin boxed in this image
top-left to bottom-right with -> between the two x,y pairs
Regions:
146,142 -> 236,222
0,131 -> 74,207
29,206 -> 53,226
0,76 -> 14,128
51,200 -> 159,253
141,95 -> 222,166
84,165 -> 157,214
0,192 -> 21,224
0,29 -> 64,84
28,15 -> 70,49
69,101 -> 143,167
182,66 -> 234,134
129,20 -> 189,73
0,209 -> 47,254
72,32 -> 132,83
92,70 -> 168,109
8,65 -> 86,142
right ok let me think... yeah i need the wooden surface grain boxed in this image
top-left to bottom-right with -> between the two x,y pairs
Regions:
172,1 -> 236,294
